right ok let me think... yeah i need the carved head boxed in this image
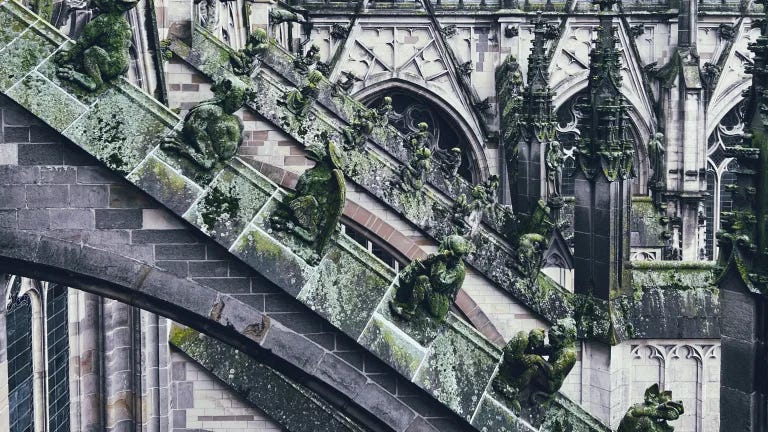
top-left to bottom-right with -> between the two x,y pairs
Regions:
93,0 -> 138,13
306,139 -> 343,168
526,328 -> 546,352
212,79 -> 250,114
438,235 -> 472,260
642,384 -> 684,421
547,318 -> 576,349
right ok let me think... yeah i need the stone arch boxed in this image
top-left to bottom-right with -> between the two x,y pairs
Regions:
351,78 -> 490,182
707,82 -> 749,138
0,230 -> 415,432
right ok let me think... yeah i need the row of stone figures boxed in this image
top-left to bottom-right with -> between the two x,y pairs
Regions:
48,6 -> 684,429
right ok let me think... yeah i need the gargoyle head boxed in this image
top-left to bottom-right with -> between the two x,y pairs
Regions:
438,235 -> 472,262
306,140 -> 343,169
547,318 -> 576,349
643,384 -> 684,421
94,0 -> 138,13
212,79 -> 251,114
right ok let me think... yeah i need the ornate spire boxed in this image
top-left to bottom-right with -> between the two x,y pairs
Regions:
523,12 -> 558,143
576,0 -> 633,182
717,0 -> 768,293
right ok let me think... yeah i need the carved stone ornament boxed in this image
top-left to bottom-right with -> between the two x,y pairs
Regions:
54,0 -> 138,91
617,384 -> 684,432
161,78 -> 251,171
281,69 -> 324,117
230,28 -> 269,76
493,318 -> 577,412
270,139 -> 346,265
389,235 -> 471,323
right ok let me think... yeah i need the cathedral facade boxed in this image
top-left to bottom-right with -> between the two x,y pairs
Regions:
0,0 -> 765,430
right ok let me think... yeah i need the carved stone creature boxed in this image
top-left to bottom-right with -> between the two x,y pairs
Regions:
162,79 -> 250,171
617,384 -> 684,432
342,108 -> 376,150
293,44 -> 320,74
282,69 -> 323,117
435,147 -> 462,179
516,232 -> 546,278
389,235 -> 471,322
230,28 -> 269,76
493,318 -> 577,412
545,140 -> 564,199
269,8 -> 305,26
270,140 -> 346,265
400,147 -> 432,191
55,0 -> 138,91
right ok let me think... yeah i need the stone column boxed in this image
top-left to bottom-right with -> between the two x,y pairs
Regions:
71,291 -> 104,432
103,300 -> 137,432
0,275 -> 9,432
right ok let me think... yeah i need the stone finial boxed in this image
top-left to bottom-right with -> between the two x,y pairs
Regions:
617,384 -> 684,432
55,0 -> 138,91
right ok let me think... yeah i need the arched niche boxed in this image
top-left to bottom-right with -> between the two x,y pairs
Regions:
353,79 -> 490,183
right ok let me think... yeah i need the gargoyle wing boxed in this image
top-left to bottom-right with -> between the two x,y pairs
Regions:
316,169 -> 346,250
289,195 -> 320,229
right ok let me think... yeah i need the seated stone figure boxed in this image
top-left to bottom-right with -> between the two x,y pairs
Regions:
161,79 -> 249,171
230,28 -> 269,76
618,384 -> 684,432
281,69 -> 323,117
389,235 -> 471,322
271,140 -> 346,265
55,0 -> 138,91
493,318 -> 577,412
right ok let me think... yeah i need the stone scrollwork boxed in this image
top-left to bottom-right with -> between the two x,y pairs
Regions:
493,318 -> 577,412
161,78 -> 251,171
54,0 -> 138,91
270,139 -> 346,265
617,384 -> 684,432
389,235 -> 471,323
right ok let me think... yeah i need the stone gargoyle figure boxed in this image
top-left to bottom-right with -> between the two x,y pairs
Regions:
618,384 -> 684,432
389,234 -> 471,322
293,44 -> 320,74
230,28 -> 269,76
400,147 -> 432,191
161,78 -> 250,171
281,69 -> 323,117
270,139 -> 346,265
55,0 -> 138,91
493,318 -> 577,412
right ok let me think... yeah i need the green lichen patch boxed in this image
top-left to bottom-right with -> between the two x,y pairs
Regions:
297,237 -> 392,338
184,167 -> 272,245
170,325 -> 367,432
128,155 -> 202,215
191,25 -> 235,78
7,71 -> 85,130
376,286 -> 441,346
0,23 -> 56,90
0,3 -> 30,46
64,85 -> 173,174
233,225 -> 310,296
470,394 -> 532,432
413,319 -> 499,421
358,313 -> 427,379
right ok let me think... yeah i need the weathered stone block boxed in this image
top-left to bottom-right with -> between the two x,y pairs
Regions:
70,184 -> 109,208
413,317 -> 500,422
358,313 -> 426,380
95,208 -> 142,229
18,143 -> 62,165
50,208 -> 94,229
0,21 -> 58,90
128,155 -> 201,215
7,72 -> 86,130
155,244 -> 206,261
298,236 -> 394,339
25,184 -> 68,207
471,394 -> 532,432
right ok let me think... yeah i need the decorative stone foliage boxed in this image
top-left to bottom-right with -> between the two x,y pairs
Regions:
617,384 -> 684,432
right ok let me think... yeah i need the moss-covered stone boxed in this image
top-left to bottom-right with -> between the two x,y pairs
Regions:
234,224 -> 311,296
184,166 -> 273,245
470,394 -> 532,432
0,3 -> 32,46
65,85 -> 175,174
170,325 -> 367,432
297,236 -> 393,338
357,313 -> 426,379
0,22 -> 57,90
129,155 -> 202,214
414,316 -> 500,421
7,71 -> 85,130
